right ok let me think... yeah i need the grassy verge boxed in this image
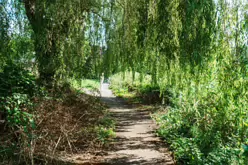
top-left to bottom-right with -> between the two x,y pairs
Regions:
80,79 -> 100,90
109,72 -> 163,105
66,78 -> 100,91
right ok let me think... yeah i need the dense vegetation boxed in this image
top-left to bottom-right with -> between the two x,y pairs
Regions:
1,0 -> 248,164
107,1 -> 248,164
0,0 -> 114,164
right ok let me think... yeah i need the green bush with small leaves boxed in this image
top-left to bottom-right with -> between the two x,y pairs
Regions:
2,94 -> 35,130
0,63 -> 36,97
0,64 -> 37,160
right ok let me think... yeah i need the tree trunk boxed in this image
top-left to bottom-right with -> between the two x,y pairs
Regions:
24,0 -> 57,87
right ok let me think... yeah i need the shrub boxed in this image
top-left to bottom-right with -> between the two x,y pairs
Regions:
0,64 -> 36,162
0,63 -> 36,97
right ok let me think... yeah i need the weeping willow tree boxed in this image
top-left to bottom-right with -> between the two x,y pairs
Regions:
104,0 -> 248,163
22,0 -> 102,86
104,0 -> 247,90
2,0 -> 248,163
103,0 -> 216,82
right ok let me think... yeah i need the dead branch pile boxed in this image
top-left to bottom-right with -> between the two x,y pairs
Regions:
33,92 -> 107,158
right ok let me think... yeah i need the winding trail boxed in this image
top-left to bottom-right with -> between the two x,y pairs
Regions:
97,83 -> 175,165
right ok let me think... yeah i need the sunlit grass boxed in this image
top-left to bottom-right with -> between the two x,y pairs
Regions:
80,79 -> 100,90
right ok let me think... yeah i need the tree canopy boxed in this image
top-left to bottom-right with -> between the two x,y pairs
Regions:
1,0 -> 248,164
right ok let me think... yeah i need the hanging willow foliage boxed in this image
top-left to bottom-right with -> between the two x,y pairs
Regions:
103,0 -> 216,82
179,0 -> 216,67
22,0 -> 102,86
104,0 -> 248,163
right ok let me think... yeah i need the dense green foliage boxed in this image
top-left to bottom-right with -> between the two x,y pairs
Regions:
0,64 -> 36,96
0,65 -> 37,162
106,0 -> 248,164
0,0 -> 108,85
1,0 -> 248,164
0,0 -> 110,163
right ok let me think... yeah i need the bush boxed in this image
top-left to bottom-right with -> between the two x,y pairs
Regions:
1,93 -> 35,129
153,58 -> 248,164
0,64 -> 37,162
0,64 -> 36,97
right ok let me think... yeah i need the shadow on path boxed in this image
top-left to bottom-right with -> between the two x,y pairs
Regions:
94,83 -> 175,165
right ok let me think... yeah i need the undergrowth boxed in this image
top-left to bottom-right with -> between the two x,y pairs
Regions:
110,69 -> 248,164
0,65 -> 115,165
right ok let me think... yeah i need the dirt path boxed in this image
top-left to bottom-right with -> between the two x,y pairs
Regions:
96,83 -> 175,165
